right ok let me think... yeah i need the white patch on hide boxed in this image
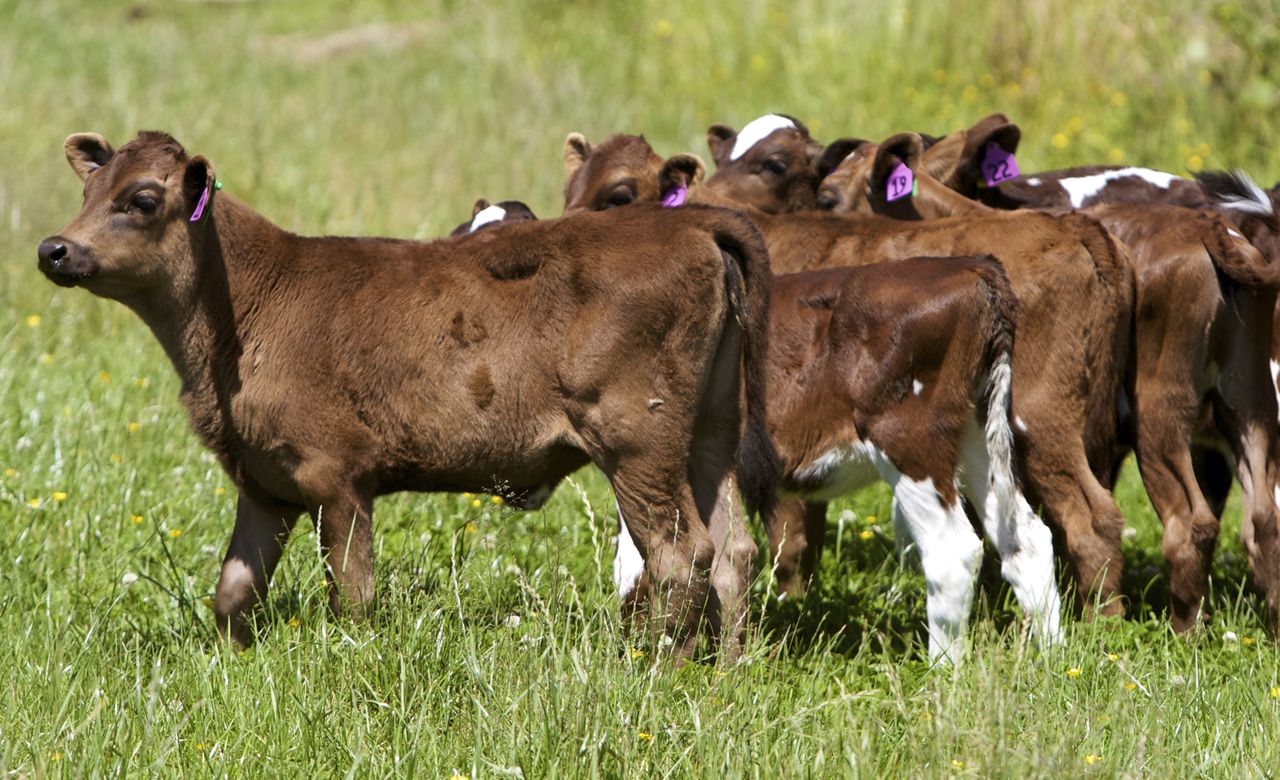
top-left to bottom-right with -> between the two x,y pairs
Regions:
1058,167 -> 1182,207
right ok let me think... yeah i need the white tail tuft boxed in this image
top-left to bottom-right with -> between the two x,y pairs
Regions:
983,352 -> 1017,522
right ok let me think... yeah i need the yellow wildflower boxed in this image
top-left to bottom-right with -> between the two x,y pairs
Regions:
1085,753 -> 1102,765
52,491 -> 68,502
1051,133 -> 1069,150
215,487 -> 226,496
1106,653 -> 1118,662
463,492 -> 474,499
49,751 -> 63,761
637,732 -> 654,742
27,497 -> 41,509
110,453 -> 123,464
26,314 -> 41,328
951,759 -> 965,770
464,522 -> 478,533
98,370 -> 112,383
1187,154 -> 1204,173
131,514 -> 144,525
288,617 -> 301,628
1242,636 -> 1256,646
490,495 -> 502,505
128,422 -> 141,433
655,18 -> 673,38
40,353 -> 54,366
470,499 -> 482,509
1066,667 -> 1081,679
865,515 -> 877,524
1123,681 -> 1137,692
3,468 -> 16,478
1270,687 -> 1279,699
859,529 -> 875,541
194,742 -> 211,751
630,648 -> 644,660
168,528 -> 183,539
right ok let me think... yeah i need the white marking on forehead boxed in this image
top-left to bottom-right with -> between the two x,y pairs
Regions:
913,379 -> 924,396
1058,167 -> 1182,208
729,114 -> 797,161
469,204 -> 507,233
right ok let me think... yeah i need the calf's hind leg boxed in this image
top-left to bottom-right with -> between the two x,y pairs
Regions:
305,486 -> 376,621
611,461 -> 716,660
214,493 -> 302,647
765,498 -> 828,596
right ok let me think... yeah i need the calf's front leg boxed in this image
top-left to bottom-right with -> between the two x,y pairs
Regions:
214,493 -> 302,647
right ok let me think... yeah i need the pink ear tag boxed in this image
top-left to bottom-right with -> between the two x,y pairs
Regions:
885,161 -> 915,202
981,143 -> 1020,186
661,184 -> 688,208
189,183 -> 211,223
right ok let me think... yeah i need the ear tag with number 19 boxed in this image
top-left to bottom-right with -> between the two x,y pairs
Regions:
885,161 -> 916,202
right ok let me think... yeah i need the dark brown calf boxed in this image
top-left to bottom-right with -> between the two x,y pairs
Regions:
38,131 -> 777,659
448,198 -> 538,236
917,119 -> 1280,630
562,134 -> 1134,620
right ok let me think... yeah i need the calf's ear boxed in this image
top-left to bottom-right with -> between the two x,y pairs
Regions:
706,124 -> 737,167
871,132 -> 924,189
64,133 -> 115,181
815,137 -> 869,178
564,133 -> 591,179
471,198 -> 492,217
659,153 -> 707,198
182,156 -> 217,221
921,130 -> 966,185
952,117 -> 1021,194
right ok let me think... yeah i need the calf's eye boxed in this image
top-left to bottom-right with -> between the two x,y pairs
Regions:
131,193 -> 157,215
764,158 -> 788,175
606,189 -> 634,208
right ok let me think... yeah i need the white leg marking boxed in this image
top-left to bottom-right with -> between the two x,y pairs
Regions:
729,114 -> 797,160
1271,360 -> 1279,427
1058,167 -> 1182,207
613,502 -> 645,599
896,476 -> 982,665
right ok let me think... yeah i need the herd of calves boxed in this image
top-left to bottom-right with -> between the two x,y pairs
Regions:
35,112 -> 1280,664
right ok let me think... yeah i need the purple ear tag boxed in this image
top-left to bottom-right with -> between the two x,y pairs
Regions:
189,182 -> 211,223
661,184 -> 688,208
885,161 -> 915,202
981,143 -> 1020,186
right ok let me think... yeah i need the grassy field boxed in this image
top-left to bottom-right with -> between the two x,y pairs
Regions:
3,0 -> 1280,776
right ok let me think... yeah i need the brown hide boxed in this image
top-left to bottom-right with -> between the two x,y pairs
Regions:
40,131 -> 777,658
560,133 -> 1134,615
922,125 -> 1280,630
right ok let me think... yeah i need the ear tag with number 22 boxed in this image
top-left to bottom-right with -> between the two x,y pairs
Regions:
981,143 -> 1020,186
885,161 -> 916,202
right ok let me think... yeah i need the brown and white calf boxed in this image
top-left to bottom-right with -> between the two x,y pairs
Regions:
605,241 -> 1063,662
38,131 -> 777,659
565,132 -> 1134,620
911,118 -> 1280,629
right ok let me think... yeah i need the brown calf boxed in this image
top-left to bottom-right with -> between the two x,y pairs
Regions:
703,114 -> 826,214
38,131 -> 777,658
916,119 -> 1280,630
562,133 -> 1132,621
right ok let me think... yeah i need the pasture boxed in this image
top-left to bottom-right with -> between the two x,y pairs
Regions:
2,0 -> 1279,775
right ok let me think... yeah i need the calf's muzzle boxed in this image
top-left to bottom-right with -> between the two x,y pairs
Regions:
37,237 -> 97,286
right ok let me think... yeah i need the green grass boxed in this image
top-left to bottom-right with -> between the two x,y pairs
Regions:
3,0 -> 1280,776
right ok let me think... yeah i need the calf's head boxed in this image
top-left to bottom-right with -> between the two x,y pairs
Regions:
449,198 -> 539,236
703,114 -> 824,213
38,131 -> 216,300
563,132 -> 666,213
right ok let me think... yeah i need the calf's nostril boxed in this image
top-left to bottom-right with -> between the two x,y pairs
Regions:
38,240 -> 69,264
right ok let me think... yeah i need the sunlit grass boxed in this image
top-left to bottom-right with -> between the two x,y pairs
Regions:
3,0 -> 1279,775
